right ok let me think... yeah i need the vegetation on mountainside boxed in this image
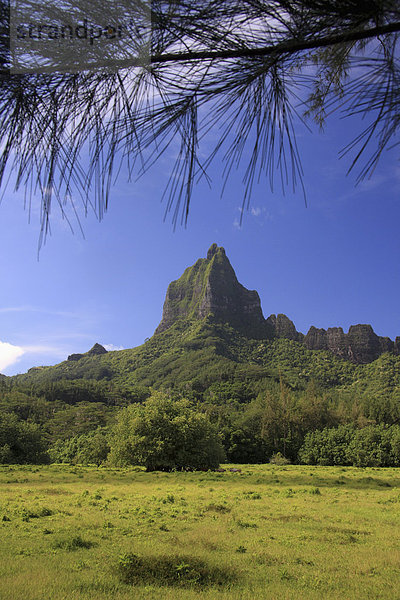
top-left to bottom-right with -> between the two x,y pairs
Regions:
0,316 -> 399,468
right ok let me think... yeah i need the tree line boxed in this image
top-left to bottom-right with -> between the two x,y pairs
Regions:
1,377 -> 400,468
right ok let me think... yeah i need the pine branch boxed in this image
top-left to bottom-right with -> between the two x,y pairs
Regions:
150,21 -> 400,64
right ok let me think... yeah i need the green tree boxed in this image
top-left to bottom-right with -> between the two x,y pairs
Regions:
347,425 -> 393,467
0,390 -> 57,423
299,424 -> 400,467
258,383 -> 304,461
108,391 -> 225,470
218,398 -> 268,463
46,402 -> 113,442
299,424 -> 355,465
390,426 -> 400,465
49,428 -> 110,465
0,412 -> 48,464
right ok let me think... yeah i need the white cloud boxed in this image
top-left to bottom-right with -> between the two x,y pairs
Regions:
22,344 -> 67,356
251,207 -> 262,217
103,343 -> 125,352
234,206 -> 271,227
0,305 -> 90,319
233,218 -> 242,230
0,341 -> 25,372
0,306 -> 34,314
250,206 -> 271,219
0,340 -> 71,373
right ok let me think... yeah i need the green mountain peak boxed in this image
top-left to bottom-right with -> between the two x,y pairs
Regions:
153,245 -> 398,363
206,242 -> 224,259
155,244 -> 267,337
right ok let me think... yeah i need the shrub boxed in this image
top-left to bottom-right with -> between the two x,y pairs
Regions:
347,425 -> 392,467
115,553 -> 234,587
299,424 -> 400,467
49,428 -> 110,465
0,413 -> 48,464
108,391 -> 225,471
298,425 -> 355,466
269,452 -> 291,465
53,535 -> 95,551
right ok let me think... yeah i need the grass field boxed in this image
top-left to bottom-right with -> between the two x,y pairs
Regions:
1,464 -> 400,599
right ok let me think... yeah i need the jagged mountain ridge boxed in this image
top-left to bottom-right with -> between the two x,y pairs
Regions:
155,243 -> 399,364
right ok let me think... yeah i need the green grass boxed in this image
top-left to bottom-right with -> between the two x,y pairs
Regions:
1,464 -> 400,599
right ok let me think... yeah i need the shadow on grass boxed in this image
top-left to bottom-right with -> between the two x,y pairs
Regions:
52,535 -> 96,551
115,552 -> 236,588
251,471 -> 400,491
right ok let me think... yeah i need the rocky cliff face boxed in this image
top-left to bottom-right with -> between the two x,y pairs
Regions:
68,343 -> 107,362
265,313 -> 303,342
155,243 -> 398,363
304,324 -> 395,363
87,343 -> 108,356
155,244 -> 267,338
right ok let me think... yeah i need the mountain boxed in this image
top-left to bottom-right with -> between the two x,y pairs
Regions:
67,343 -> 108,362
155,243 -> 398,364
155,243 -> 268,338
7,243 -> 400,396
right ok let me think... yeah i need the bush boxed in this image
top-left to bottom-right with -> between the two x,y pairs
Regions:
269,452 -> 291,465
298,425 -> 355,466
0,413 -> 48,464
108,391 -> 225,470
299,424 -> 400,467
347,425 -> 393,467
49,428 -> 109,465
53,535 -> 95,551
115,553 -> 234,587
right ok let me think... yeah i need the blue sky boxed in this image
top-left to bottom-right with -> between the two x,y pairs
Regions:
0,102 -> 399,375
